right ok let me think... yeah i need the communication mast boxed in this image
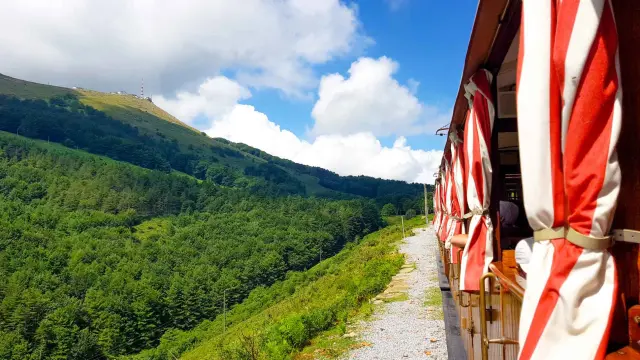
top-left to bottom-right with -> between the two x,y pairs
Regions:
140,78 -> 144,98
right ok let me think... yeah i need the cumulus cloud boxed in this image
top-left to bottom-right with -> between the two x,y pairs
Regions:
0,0 -> 363,96
154,57 -> 442,183
152,58 -> 447,183
311,57 -> 447,137
154,77 -> 251,124
155,76 -> 443,182
206,104 -> 442,183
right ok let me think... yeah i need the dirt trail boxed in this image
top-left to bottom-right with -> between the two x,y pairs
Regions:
346,227 -> 447,360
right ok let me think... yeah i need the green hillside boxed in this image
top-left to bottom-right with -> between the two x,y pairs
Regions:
130,216 -> 425,360
0,132 -> 384,359
0,73 -> 428,208
0,74 -> 73,99
0,74 -> 434,360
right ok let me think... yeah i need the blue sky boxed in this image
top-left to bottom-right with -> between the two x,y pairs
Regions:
2,0 -> 478,183
248,0 -> 477,151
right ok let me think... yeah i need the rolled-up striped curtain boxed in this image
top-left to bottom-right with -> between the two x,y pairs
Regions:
433,181 -> 440,232
441,166 -> 448,238
439,159 -> 452,243
432,181 -> 438,231
459,69 -> 495,291
446,127 -> 466,264
517,1 -> 621,359
433,178 -> 442,235
435,168 -> 445,238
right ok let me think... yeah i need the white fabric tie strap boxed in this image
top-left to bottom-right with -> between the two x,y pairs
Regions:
532,226 -> 565,241
612,229 -> 640,244
533,226 -> 613,250
458,208 -> 488,220
449,130 -> 463,145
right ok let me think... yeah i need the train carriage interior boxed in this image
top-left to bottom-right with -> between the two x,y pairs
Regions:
492,30 -> 534,255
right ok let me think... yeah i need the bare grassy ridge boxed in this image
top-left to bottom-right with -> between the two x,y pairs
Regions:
0,73 -> 73,99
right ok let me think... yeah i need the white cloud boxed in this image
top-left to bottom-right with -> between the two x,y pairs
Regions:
386,0 -> 409,11
206,103 -> 442,183
407,78 -> 420,95
153,76 -> 251,124
311,56 -> 446,137
0,0 -> 363,96
154,64 -> 446,183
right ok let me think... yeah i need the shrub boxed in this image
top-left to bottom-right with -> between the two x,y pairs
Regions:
380,203 -> 396,217
405,209 -> 416,219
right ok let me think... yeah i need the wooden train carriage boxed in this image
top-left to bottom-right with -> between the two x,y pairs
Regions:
435,1 -> 640,359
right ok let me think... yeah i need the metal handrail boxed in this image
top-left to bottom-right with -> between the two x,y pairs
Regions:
456,251 -> 470,307
479,272 -> 519,360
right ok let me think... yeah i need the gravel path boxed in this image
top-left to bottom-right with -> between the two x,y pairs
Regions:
346,227 -> 447,360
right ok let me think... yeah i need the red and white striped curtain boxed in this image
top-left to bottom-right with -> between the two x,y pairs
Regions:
433,179 -> 442,235
439,160 -> 452,243
439,166 -> 448,240
446,128 -> 466,264
433,179 -> 442,234
435,168 -> 444,238
517,1 -> 621,359
459,69 -> 495,291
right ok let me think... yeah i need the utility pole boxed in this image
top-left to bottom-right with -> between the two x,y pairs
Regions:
424,183 -> 429,225
401,215 -> 406,239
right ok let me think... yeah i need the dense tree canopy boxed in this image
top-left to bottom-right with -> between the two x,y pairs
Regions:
0,133 -> 383,359
380,203 -> 396,217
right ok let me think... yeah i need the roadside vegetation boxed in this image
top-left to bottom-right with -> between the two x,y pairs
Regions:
132,216 -> 425,360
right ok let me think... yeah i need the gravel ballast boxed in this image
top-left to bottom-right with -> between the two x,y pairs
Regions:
346,227 -> 448,360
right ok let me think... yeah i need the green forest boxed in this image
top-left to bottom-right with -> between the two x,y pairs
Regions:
137,217 -> 426,360
0,76 -> 432,360
0,133 -> 385,359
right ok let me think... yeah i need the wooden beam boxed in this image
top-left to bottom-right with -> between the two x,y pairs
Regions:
490,77 -> 502,261
441,0 -> 521,165
485,0 -> 522,74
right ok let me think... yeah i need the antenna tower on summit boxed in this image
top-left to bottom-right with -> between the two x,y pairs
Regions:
141,78 -> 144,98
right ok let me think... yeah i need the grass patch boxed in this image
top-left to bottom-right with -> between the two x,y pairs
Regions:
0,73 -> 73,99
424,286 -> 442,307
295,298 -> 380,360
381,292 -> 409,303
424,287 -> 444,320
295,326 -> 354,360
